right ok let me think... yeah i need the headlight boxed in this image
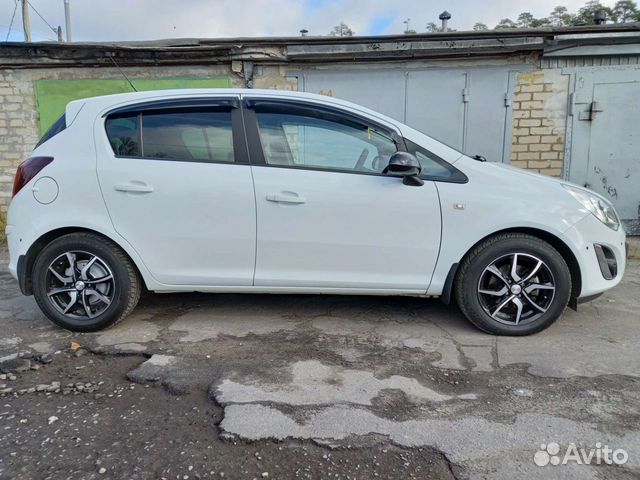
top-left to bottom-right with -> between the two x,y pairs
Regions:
562,184 -> 620,231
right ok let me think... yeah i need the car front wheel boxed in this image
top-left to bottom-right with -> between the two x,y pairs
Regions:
454,233 -> 572,335
32,233 -> 141,332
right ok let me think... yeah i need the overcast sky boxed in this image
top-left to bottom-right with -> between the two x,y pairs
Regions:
1,0 -> 619,42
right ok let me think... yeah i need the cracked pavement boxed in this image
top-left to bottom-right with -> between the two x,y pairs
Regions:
1,250 -> 639,479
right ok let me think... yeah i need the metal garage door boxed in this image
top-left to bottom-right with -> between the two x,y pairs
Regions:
566,66 -> 640,234
298,66 -> 525,163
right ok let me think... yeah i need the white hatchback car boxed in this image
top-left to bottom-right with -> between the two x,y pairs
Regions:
6,89 -> 626,335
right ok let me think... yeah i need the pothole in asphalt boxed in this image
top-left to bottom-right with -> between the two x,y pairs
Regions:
0,347 -> 458,480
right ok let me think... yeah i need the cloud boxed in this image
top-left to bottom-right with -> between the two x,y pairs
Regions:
0,0 -> 620,42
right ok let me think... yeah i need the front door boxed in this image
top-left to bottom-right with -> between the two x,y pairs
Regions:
245,99 -> 442,291
568,67 -> 640,234
96,98 -> 257,286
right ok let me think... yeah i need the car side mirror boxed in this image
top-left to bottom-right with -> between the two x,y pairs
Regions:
384,152 -> 424,186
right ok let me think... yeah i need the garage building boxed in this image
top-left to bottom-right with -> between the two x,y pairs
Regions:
0,24 -> 638,233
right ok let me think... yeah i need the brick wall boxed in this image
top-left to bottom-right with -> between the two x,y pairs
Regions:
0,65 -> 241,233
0,70 -> 39,232
0,62 -> 568,235
510,69 -> 569,177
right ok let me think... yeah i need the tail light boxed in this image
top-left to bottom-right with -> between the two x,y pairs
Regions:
12,156 -> 54,198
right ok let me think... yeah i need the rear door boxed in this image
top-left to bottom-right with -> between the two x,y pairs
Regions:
96,97 -> 257,286
244,98 -> 442,291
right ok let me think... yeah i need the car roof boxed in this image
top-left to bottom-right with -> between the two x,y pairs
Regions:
64,88 -> 466,162
66,88 -> 401,131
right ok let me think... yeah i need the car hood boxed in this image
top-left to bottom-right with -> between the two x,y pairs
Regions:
481,160 -> 616,205
457,155 -> 592,192
483,160 -> 568,187
446,156 -> 592,235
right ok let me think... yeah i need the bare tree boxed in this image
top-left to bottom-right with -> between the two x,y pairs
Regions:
425,22 -> 440,32
329,22 -> 354,37
473,22 -> 489,31
424,22 -> 456,33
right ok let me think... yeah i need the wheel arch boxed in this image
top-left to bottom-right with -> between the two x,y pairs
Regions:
19,226 -> 150,295
442,226 -> 582,305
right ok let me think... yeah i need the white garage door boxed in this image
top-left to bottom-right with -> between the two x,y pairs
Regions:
298,66 -> 527,163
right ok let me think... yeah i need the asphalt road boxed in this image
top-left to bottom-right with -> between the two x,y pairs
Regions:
1,252 -> 639,479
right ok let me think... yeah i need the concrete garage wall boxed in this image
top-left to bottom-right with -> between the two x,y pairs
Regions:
0,62 -> 572,233
509,69 -> 569,177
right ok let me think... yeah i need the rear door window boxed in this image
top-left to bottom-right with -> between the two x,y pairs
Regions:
142,109 -> 234,162
105,113 -> 140,156
105,108 -> 235,163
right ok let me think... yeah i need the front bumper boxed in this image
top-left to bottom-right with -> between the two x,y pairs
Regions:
561,213 -> 627,298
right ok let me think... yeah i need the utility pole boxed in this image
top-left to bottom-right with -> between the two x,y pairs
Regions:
57,26 -> 63,42
21,0 -> 31,42
64,0 -> 72,42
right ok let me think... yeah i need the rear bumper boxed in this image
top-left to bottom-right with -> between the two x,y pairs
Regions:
16,255 -> 32,295
560,214 -> 627,298
6,222 -> 31,295
5,224 -> 20,281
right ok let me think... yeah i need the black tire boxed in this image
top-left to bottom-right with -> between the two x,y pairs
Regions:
454,233 -> 571,336
32,233 -> 141,332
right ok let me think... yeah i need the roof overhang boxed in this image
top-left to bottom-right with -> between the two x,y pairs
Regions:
1,23 -> 638,68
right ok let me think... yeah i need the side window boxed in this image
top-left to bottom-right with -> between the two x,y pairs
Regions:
36,114 -> 66,148
255,109 -> 397,174
142,109 -> 234,162
405,139 -> 458,180
105,108 -> 234,162
105,113 -> 140,156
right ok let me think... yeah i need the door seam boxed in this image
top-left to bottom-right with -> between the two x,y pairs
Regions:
239,98 -> 260,287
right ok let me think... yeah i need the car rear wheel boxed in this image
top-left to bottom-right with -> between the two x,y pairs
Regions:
454,233 -> 571,335
32,233 -> 141,332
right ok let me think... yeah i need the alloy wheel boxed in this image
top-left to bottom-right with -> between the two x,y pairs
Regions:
476,252 -> 556,326
45,251 -> 115,319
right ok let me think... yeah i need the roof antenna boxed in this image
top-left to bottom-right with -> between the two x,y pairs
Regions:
107,53 -> 138,92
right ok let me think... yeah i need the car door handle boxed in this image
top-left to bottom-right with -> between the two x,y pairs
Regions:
266,192 -> 306,204
114,182 -> 154,194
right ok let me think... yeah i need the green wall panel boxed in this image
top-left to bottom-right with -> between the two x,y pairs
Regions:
34,77 -> 231,135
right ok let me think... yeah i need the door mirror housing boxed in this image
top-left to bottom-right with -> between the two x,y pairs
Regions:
384,152 -> 424,186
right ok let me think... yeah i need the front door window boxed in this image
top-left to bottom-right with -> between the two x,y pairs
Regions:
255,109 -> 397,174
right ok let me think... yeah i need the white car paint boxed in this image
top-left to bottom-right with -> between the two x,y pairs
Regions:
6,88 -> 626,302
251,165 -> 441,290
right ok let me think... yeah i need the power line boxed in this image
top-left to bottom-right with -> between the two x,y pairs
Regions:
108,55 -> 138,92
27,0 -> 57,34
5,0 -> 19,41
